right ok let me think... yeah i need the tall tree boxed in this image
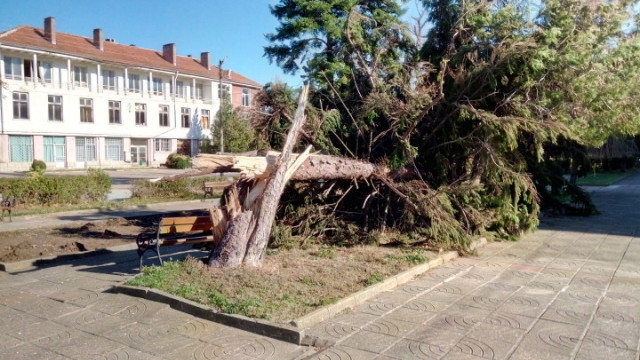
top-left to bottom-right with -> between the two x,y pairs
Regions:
260,0 -> 640,250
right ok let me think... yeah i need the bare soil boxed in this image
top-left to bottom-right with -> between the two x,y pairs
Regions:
0,211 -> 206,263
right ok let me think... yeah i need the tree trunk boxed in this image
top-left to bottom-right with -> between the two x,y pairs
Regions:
191,153 -> 385,181
207,85 -> 310,267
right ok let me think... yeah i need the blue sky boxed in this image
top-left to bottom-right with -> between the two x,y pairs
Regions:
1,1 -> 422,88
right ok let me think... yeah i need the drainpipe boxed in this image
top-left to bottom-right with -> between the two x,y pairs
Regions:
0,44 -> 4,134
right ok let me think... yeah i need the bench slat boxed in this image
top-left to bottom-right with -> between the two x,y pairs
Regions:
158,216 -> 213,234
159,235 -> 215,246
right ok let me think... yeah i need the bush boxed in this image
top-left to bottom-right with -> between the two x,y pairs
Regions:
166,153 -> 191,169
0,169 -> 111,206
131,175 -> 224,200
30,159 -> 46,172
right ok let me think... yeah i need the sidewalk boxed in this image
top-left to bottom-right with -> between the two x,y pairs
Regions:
0,174 -> 637,359
0,198 -> 220,232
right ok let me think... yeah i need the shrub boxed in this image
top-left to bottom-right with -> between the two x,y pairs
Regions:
0,169 -> 111,206
131,175 -> 224,200
166,153 -> 191,169
30,159 -> 46,172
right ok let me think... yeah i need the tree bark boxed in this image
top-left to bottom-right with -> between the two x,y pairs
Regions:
242,85 -> 310,266
191,153 -> 387,181
207,210 -> 254,267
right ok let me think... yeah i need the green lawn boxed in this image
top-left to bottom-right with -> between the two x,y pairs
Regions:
576,170 -> 637,186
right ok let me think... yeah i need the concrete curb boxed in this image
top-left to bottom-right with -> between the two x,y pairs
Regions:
112,238 -> 487,345
111,285 -> 304,344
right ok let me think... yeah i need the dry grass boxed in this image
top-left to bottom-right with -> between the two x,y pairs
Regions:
126,245 -> 435,323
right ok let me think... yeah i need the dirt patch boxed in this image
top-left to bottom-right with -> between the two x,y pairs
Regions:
0,210 -> 207,263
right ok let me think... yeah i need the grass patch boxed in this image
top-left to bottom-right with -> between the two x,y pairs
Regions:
126,245 -> 433,323
577,170 -> 636,186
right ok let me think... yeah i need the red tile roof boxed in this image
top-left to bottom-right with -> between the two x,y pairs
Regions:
0,25 -> 261,88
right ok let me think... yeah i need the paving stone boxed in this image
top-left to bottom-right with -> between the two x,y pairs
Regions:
0,343 -> 70,360
0,333 -> 23,351
305,344 -> 379,360
383,338 -> 448,359
513,319 -> 584,358
10,296 -> 83,320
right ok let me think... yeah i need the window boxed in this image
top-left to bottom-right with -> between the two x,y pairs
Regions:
76,137 -> 96,162
128,74 -> 141,93
181,107 -> 190,128
73,66 -> 88,87
102,70 -> 116,90
135,103 -> 146,125
218,84 -> 230,98
152,77 -> 163,95
108,100 -> 121,124
43,136 -> 65,163
105,138 -> 124,161
9,135 -> 33,162
80,98 -> 93,123
37,61 -> 52,83
12,92 -> 29,119
48,95 -> 62,121
175,81 -> 184,98
159,105 -> 169,127
195,83 -> 203,100
242,88 -> 250,107
155,139 -> 171,152
201,109 -> 210,129
3,57 -> 23,80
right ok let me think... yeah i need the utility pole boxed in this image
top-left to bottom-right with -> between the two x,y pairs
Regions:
218,58 -> 226,153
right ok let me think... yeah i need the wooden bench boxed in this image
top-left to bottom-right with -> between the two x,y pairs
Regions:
0,194 -> 16,222
136,215 -> 217,268
203,180 -> 234,198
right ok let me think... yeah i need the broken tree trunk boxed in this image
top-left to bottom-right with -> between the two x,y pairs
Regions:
191,153 -> 387,181
207,85 -> 311,267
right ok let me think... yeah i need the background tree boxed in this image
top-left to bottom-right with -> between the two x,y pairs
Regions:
211,97 -> 258,153
262,0 -> 640,250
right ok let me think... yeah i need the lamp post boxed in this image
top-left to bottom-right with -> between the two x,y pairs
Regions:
218,58 -> 225,153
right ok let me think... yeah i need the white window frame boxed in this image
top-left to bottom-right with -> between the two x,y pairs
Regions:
195,83 -> 203,100
201,109 -> 210,129
4,57 -> 23,80
38,61 -> 53,83
48,95 -> 63,121
181,107 -> 190,128
9,135 -> 34,162
152,77 -> 163,95
73,66 -> 89,87
176,81 -> 184,98
242,88 -> 250,107
108,100 -> 121,124
13,92 -> 29,119
80,98 -> 93,123
154,138 -> 171,152
102,70 -> 116,90
135,103 -> 146,125
159,104 -> 169,127
128,73 -> 141,93
105,138 -> 124,161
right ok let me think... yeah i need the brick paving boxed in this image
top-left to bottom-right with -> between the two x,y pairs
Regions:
0,173 -> 638,359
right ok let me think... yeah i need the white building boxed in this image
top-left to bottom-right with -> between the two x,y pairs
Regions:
0,17 -> 261,171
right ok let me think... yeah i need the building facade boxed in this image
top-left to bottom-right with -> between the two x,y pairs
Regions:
0,17 -> 261,171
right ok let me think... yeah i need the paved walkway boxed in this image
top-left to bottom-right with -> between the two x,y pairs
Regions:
0,174 -> 638,359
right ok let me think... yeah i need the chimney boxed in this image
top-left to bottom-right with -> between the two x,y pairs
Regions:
226,69 -> 232,79
44,17 -> 56,44
200,52 -> 211,70
93,28 -> 104,51
163,43 -> 177,66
